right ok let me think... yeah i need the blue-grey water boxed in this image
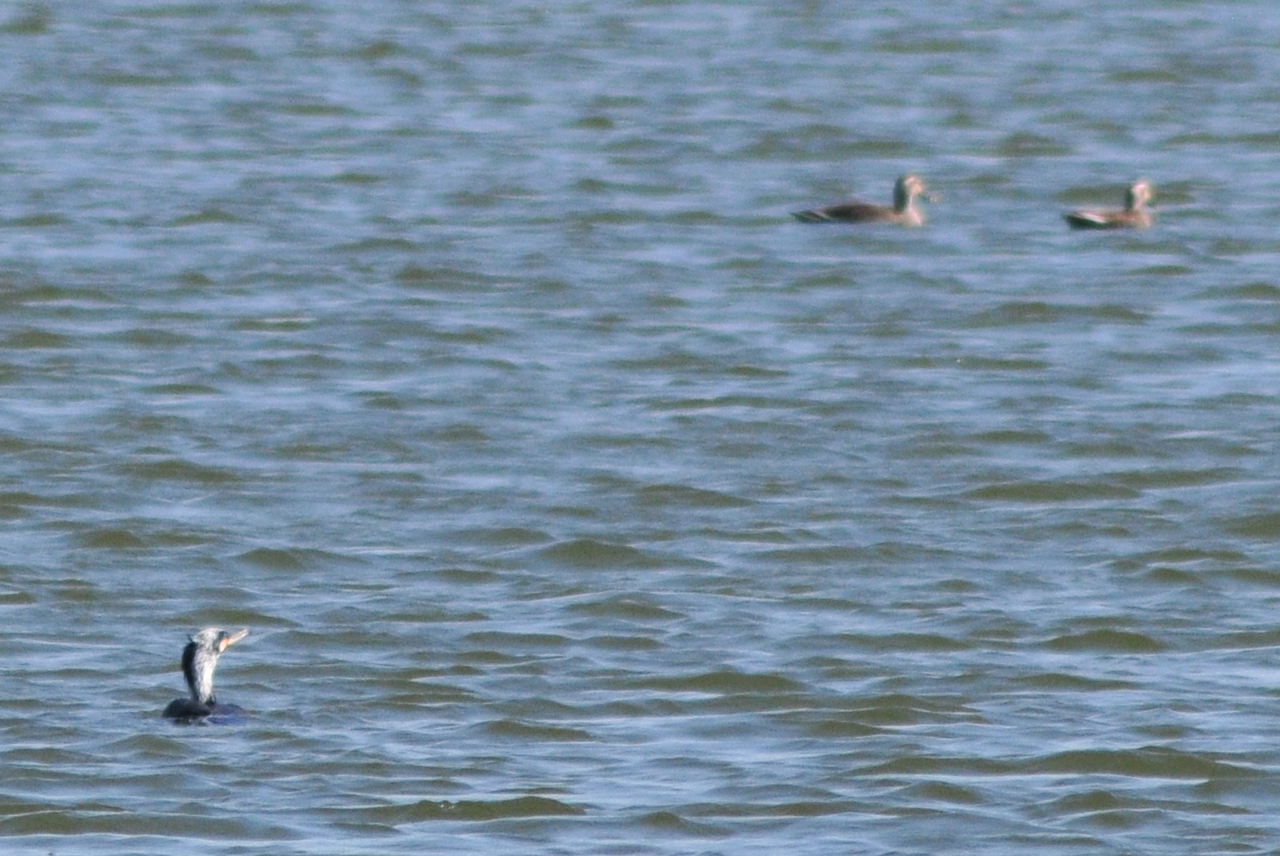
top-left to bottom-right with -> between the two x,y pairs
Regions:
4,1 -> 1280,853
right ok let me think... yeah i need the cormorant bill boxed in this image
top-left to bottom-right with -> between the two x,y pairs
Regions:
163,627 -> 249,723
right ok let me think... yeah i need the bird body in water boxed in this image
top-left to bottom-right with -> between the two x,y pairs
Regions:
1063,180 -> 1153,229
793,174 -> 930,226
163,627 -> 249,723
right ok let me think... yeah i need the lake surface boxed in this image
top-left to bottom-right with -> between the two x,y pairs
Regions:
4,1 -> 1280,853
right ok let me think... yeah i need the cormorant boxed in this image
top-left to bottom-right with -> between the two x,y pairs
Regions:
163,627 -> 249,723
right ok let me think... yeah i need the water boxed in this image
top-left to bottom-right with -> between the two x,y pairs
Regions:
4,1 -> 1280,853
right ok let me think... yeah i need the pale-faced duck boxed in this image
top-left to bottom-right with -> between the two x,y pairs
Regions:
1063,180 -> 1153,229
793,174 -> 929,226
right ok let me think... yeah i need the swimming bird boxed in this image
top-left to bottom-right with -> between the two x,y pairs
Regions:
163,627 -> 249,723
1063,180 -> 1153,229
793,174 -> 930,226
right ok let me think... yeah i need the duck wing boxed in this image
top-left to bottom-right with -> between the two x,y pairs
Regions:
793,201 -> 894,223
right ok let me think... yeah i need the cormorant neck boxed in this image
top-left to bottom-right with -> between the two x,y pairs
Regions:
181,640 -> 219,705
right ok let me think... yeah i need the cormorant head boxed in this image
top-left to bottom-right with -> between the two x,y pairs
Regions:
181,627 -> 249,705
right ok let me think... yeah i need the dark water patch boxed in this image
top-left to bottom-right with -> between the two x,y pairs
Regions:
345,795 -> 584,824
1143,566 -> 1199,585
2,327 -> 68,349
393,265 -> 505,291
874,28 -> 996,55
449,184 -> 541,208
664,209 -> 728,226
89,72 -> 191,88
168,208 -> 244,226
570,115 -> 614,131
1223,567 -> 1280,588
566,594 -> 683,622
1039,788 -> 1248,820
143,382 -> 221,396
1043,629 -> 1165,653
820,632 -> 971,653
994,131 -> 1072,157
1198,628 -> 1280,652
609,349 -> 731,373
1186,129 -> 1280,150
636,483 -> 753,509
746,545 -> 867,566
1196,392 -> 1277,408
1109,68 -> 1183,84
953,356 -> 1050,371
634,811 -> 730,836
742,126 -> 919,160
383,682 -> 483,708
4,213 -> 68,228
1061,808 -> 1158,830
0,808 -> 292,838
1131,263 -> 1193,277
1013,673 -> 1139,691
270,440 -> 352,460
901,353 -> 1049,371
683,799 -> 876,819
972,429 -> 1050,444
280,101 -> 357,118
861,755 -> 1013,777
963,481 -> 1138,502
842,693 -> 985,727
51,578 -> 98,604
535,539 -> 662,570
1221,511 -> 1280,539
966,301 -> 1147,327
111,328 -> 197,347
334,237 -> 421,253
449,526 -> 551,548
1109,467 -> 1242,490
117,458 -> 242,485
461,631 -> 569,650
633,669 -> 806,696
235,547 -> 306,571
693,525 -> 794,546
244,352 -> 346,375
1034,747 -> 1261,780
330,170 -> 386,185
72,527 -> 147,550
232,316 -> 313,332
1215,281 -> 1280,300
785,270 -> 855,290
1201,237 -> 1265,256
0,280 -> 108,307
0,4 -> 50,34
797,715 -> 884,739
582,634 -> 663,651
1060,439 -> 1154,458
899,781 -> 987,805
434,567 -> 501,585
483,719 -> 593,741
1112,544 -> 1251,575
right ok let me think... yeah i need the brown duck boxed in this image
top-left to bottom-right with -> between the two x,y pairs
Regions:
1063,180 -> 1153,229
793,174 -> 929,226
